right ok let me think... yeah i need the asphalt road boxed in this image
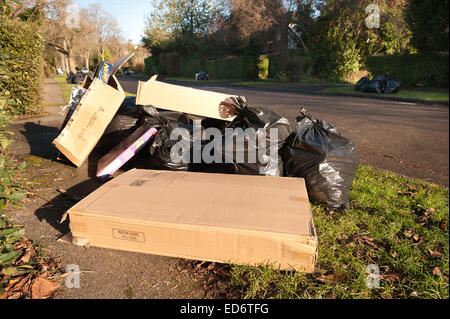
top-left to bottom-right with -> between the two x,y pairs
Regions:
119,78 -> 449,186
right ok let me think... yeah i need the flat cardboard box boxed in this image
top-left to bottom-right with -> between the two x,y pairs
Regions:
53,54 -> 134,167
135,75 -> 238,121
66,169 -> 318,272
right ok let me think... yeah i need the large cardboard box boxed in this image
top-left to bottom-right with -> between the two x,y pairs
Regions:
53,54 -> 133,167
66,169 -> 318,272
136,75 -> 239,121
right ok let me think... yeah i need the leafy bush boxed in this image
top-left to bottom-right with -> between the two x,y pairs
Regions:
257,55 -> 269,79
365,54 -> 449,88
0,17 -> 44,116
144,56 -> 159,75
268,52 -> 304,81
180,57 -> 203,78
204,56 -> 256,80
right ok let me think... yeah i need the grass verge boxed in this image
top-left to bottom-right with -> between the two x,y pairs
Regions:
233,78 -> 350,87
230,165 -> 449,299
1,112 -> 63,299
323,86 -> 449,103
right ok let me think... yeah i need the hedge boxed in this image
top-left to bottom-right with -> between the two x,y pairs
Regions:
205,56 -> 256,80
180,57 -> 202,78
365,54 -> 449,88
0,17 -> 44,116
144,56 -> 159,75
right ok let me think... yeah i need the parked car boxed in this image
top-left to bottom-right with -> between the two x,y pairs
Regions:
124,70 -> 135,76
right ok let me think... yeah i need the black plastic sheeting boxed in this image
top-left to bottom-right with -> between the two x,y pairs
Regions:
281,108 -> 359,211
92,97 -> 360,210
355,75 -> 401,94
217,96 -> 292,177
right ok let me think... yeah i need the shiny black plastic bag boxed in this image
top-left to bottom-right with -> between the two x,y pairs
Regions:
218,97 -> 292,176
281,108 -> 359,210
384,78 -> 401,94
354,76 -> 369,91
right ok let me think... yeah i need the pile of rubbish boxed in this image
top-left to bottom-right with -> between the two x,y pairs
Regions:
52,54 -> 360,272
355,75 -> 401,94
56,54 -> 359,211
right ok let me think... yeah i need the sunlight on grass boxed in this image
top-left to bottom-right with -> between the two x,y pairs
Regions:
323,86 -> 449,103
230,165 -> 449,299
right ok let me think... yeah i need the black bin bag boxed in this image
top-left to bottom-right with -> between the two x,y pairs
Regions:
354,76 -> 369,91
218,97 -> 292,176
281,108 -> 360,210
139,105 -> 199,171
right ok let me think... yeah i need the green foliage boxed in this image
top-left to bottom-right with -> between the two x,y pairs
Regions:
365,54 -> 449,88
144,56 -> 159,75
0,16 -> 44,116
202,56 -> 256,80
231,165 -> 449,299
180,57 -> 203,78
257,55 -> 269,79
267,52 -> 305,82
406,0 -> 449,53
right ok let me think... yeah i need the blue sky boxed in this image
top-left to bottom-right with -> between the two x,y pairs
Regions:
74,0 -> 153,44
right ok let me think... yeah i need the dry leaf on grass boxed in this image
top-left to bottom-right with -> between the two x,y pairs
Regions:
432,267 -> 442,277
428,249 -> 442,258
353,234 -> 381,250
315,273 -> 346,284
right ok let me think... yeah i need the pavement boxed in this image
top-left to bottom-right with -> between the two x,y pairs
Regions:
119,78 -> 449,187
7,78 -> 232,299
5,77 -> 448,299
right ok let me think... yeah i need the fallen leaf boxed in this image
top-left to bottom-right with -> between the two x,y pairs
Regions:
31,277 -> 60,299
378,273 -> 402,283
316,273 -> 346,283
428,249 -> 442,258
403,229 -> 414,238
432,267 -> 442,277
354,234 -> 381,250
413,234 -> 420,242
390,251 -> 397,258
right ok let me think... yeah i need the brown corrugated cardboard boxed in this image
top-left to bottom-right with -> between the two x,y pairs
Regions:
67,169 -> 318,272
53,54 -> 134,167
53,76 -> 125,166
135,75 -> 238,121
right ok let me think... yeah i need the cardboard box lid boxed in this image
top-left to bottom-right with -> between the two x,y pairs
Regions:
68,169 -> 315,239
135,76 -> 239,121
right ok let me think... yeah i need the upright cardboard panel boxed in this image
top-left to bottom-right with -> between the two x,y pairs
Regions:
67,169 -> 318,272
136,76 -> 238,121
53,76 -> 125,166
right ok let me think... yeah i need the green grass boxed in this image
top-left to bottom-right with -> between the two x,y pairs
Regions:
323,86 -> 449,103
54,75 -> 135,103
230,165 -> 449,299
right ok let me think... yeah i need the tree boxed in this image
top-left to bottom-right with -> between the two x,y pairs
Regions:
143,0 -> 225,55
406,0 -> 449,53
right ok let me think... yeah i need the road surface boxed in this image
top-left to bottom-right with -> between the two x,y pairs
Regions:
120,78 -> 449,186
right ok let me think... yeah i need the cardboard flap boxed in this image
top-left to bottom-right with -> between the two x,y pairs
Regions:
136,75 -> 239,121
111,53 -> 135,76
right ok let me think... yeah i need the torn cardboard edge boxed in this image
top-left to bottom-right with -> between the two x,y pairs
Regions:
135,75 -> 239,121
